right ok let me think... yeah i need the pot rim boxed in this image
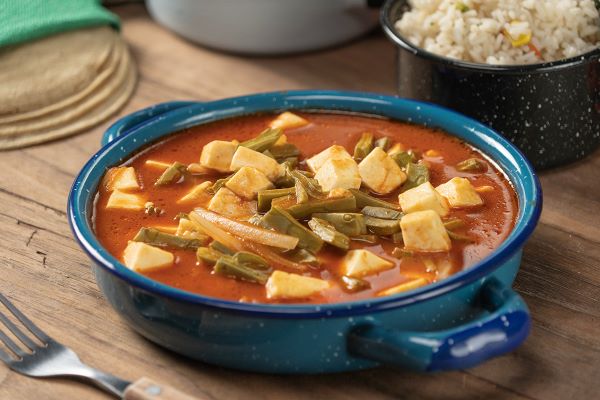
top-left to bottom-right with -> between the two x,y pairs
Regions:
380,0 -> 600,74
68,90 -> 542,318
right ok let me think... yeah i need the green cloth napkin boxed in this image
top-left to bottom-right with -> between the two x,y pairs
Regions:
0,0 -> 120,48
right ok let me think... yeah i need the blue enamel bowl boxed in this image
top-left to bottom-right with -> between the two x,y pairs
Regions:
68,91 -> 542,373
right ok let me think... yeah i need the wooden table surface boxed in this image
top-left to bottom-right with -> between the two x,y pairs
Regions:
1,4 -> 599,399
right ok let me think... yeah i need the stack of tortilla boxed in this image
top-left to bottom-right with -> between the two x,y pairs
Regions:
0,26 -> 136,150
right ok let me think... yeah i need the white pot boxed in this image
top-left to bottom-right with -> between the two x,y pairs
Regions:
146,0 -> 380,55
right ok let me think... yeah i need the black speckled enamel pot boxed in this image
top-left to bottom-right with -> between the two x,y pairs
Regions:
381,0 -> 600,169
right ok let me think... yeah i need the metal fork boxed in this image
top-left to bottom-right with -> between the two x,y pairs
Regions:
0,293 -> 202,400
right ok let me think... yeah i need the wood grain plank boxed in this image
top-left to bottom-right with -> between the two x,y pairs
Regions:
469,296 -> 600,400
0,151 -> 75,213
517,225 -> 600,316
537,151 -> 600,243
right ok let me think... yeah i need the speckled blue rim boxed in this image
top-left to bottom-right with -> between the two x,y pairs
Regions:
381,0 -> 600,73
68,90 -> 542,318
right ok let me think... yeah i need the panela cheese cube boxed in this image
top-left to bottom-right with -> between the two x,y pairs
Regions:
436,177 -> 483,208
105,167 -> 140,191
306,145 -> 353,173
199,140 -> 238,173
207,187 -> 257,219
229,146 -> 283,181
314,158 -> 361,192
269,112 -> 309,130
225,166 -> 274,200
266,271 -> 329,299
123,242 -> 174,272
398,182 -> 450,217
400,210 -> 451,252
106,190 -> 144,210
342,249 -> 394,278
178,181 -> 213,204
358,147 -> 407,194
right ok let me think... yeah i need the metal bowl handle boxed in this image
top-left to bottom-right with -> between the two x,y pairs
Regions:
101,101 -> 197,147
347,278 -> 530,371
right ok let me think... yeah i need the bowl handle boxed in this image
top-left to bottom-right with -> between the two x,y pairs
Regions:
101,101 -> 197,146
347,278 -> 530,371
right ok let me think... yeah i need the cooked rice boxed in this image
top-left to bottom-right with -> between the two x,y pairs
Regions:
395,0 -> 600,64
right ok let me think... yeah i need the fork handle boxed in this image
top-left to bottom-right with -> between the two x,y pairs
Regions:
123,377 -> 207,400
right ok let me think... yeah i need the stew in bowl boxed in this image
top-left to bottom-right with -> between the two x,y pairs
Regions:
94,111 -> 518,304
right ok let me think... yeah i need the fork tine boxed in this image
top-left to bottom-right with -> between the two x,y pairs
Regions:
0,294 -> 49,343
0,311 -> 37,350
0,330 -> 27,358
0,347 -> 13,363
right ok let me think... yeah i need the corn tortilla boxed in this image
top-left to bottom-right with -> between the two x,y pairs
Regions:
0,40 -> 130,136
0,27 -> 118,115
0,47 -> 137,150
0,36 -> 122,124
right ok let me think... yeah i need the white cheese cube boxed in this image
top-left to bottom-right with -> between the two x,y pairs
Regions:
225,166 -> 274,200
144,160 -> 171,170
400,210 -> 451,252
106,190 -> 145,210
358,147 -> 407,194
398,182 -> 450,217
306,145 -> 353,173
230,146 -> 283,181
177,181 -> 213,204
199,140 -> 238,173
377,277 -> 428,297
436,177 -> 483,208
315,158 -> 361,192
342,249 -> 394,278
123,242 -> 174,272
266,271 -> 329,300
207,187 -> 257,219
269,112 -> 309,130
176,218 -> 203,239
105,167 -> 140,191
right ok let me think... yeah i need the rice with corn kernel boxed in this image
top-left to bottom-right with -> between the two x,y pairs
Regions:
395,0 -> 600,65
